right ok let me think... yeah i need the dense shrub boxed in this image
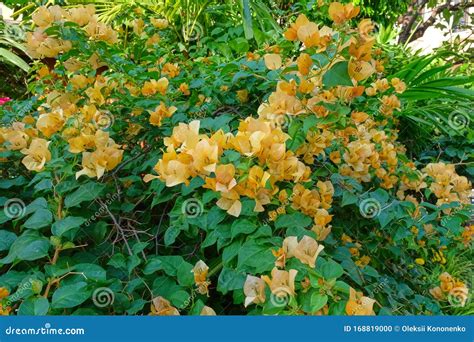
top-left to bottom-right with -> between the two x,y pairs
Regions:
0,3 -> 472,316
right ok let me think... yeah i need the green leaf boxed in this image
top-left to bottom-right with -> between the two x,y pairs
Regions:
176,261 -> 194,287
52,216 -> 86,236
310,293 -> 328,312
64,183 -> 105,208
231,219 -> 257,238
217,267 -> 246,294
341,191 -> 358,207
18,297 -> 50,316
230,37 -> 250,53
0,231 -> 50,264
275,212 -> 312,229
0,47 -> 30,72
322,61 -> 352,87
51,282 -> 91,309
237,240 -> 275,273
23,209 -> 52,230
0,230 -> 17,251
321,259 -> 344,279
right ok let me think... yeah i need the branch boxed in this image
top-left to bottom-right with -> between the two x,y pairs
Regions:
409,1 -> 474,43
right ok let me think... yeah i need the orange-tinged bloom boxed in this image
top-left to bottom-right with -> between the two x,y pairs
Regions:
328,2 -> 360,25
216,189 -> 242,217
200,306 -> 216,315
36,111 -> 65,137
149,102 -> 177,127
150,296 -> 179,316
297,53 -> 312,75
293,235 -> 324,268
142,77 -> 169,96
244,275 -> 266,307
264,54 -> 282,70
262,267 -> 298,297
345,287 -> 376,315
21,138 -> 51,172
0,287 -> 9,299
284,14 -> 310,41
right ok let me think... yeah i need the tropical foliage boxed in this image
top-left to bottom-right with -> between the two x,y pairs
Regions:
0,1 -> 472,316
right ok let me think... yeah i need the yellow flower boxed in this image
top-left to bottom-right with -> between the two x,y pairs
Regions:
328,2 -> 360,25
345,287 -> 376,315
264,53 -> 282,70
2,130 -> 29,150
21,138 -> 51,172
36,111 -> 65,137
261,267 -> 298,297
179,83 -> 190,96
284,14 -> 310,41
151,18 -> 169,29
297,53 -> 312,75
415,258 -> 425,265
141,77 -> 169,96
0,287 -> 9,299
162,63 -> 180,78
150,296 -> 180,316
293,235 -> 325,268
391,77 -> 406,93
243,275 -> 266,307
236,89 -> 249,103
149,102 -> 177,127
200,306 -> 216,315
216,189 -> 242,217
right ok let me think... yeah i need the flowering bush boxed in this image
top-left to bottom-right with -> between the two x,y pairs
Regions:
0,2 -> 472,316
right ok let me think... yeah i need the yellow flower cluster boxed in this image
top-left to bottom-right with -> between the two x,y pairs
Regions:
429,272 -> 469,307
423,163 -> 471,205
27,5 -> 117,58
244,235 -> 323,308
145,118 -> 312,217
